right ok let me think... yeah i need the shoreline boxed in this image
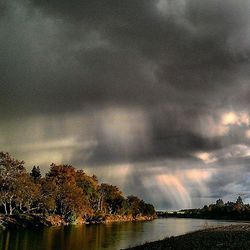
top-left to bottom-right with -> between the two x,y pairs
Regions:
157,213 -> 250,221
158,214 -> 250,223
0,214 -> 156,230
124,224 -> 250,249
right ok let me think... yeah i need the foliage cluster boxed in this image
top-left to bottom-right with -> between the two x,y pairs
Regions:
159,196 -> 250,220
0,152 -> 155,222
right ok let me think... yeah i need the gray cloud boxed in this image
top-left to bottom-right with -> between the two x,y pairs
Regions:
2,0 -> 250,115
1,0 -> 250,208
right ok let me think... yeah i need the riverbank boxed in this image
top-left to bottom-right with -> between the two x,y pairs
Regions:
157,212 -> 250,221
125,224 -> 250,249
104,214 -> 155,223
0,213 -> 156,229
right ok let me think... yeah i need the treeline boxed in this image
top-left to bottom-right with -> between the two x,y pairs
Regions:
0,152 -> 155,223
159,196 -> 250,220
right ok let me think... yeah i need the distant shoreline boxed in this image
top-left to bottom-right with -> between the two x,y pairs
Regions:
156,212 -> 250,222
124,224 -> 250,250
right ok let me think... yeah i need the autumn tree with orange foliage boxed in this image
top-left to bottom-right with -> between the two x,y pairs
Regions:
0,152 -> 156,223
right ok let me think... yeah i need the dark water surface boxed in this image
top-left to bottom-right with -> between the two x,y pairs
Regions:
0,218 -> 242,250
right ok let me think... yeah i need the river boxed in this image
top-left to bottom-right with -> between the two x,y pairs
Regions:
0,218 -> 242,250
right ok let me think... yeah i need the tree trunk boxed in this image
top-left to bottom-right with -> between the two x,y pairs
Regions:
3,203 -> 7,215
9,196 -> 14,215
19,202 -> 23,212
98,196 -> 102,211
100,196 -> 104,212
9,203 -> 13,215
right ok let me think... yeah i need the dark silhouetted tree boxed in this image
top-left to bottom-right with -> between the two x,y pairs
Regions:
236,196 -> 243,205
30,166 -> 41,182
216,199 -> 224,206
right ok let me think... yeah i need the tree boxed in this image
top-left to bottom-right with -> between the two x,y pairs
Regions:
15,173 -> 41,213
0,151 -> 156,222
30,166 -> 41,182
40,178 -> 58,214
127,196 -> 141,218
76,170 -> 99,213
236,196 -> 243,205
138,200 -> 156,216
98,184 -> 124,214
46,163 -> 76,185
216,199 -> 224,206
0,152 -> 26,215
46,164 -> 92,219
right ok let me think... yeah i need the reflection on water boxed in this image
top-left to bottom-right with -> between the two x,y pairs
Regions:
0,218 -> 240,250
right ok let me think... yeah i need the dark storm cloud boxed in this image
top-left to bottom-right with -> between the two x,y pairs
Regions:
1,0 -> 249,148
2,0 -> 250,208
1,0 -> 250,117
85,130 -> 221,166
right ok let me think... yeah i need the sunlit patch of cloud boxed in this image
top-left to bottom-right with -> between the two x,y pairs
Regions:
245,129 -> 250,139
223,144 -> 250,159
194,152 -> 217,164
194,144 -> 250,166
221,112 -> 249,126
185,169 -> 213,181
199,111 -> 250,138
198,115 -> 229,137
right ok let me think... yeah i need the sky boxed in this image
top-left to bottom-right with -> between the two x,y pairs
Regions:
1,0 -> 250,210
